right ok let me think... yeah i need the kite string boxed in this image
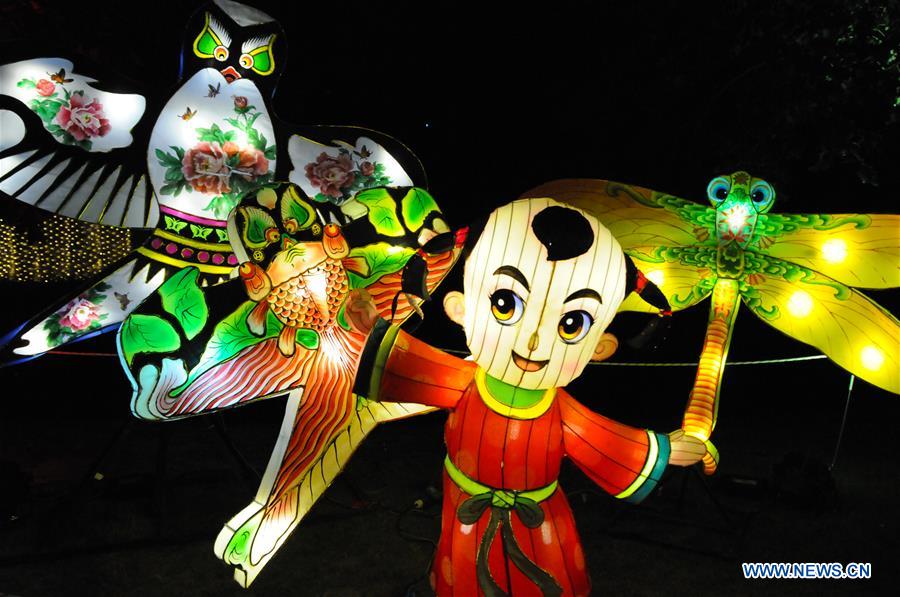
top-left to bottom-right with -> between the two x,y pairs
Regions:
46,349 -> 831,367
439,349 -> 829,367
829,374 -> 856,471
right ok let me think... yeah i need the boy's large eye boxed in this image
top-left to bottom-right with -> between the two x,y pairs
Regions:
558,310 -> 593,344
490,289 -> 524,325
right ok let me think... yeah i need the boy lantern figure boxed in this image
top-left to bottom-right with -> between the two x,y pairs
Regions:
348,198 -> 706,597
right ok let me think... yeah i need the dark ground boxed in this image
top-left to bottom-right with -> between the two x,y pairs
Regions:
1,0 -> 899,595
0,324 -> 897,596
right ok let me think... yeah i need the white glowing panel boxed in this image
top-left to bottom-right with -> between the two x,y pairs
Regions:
288,134 -> 414,214
147,68 -> 276,220
0,152 -> 50,195
0,58 -> 145,152
0,110 -> 26,151
15,260 -> 166,356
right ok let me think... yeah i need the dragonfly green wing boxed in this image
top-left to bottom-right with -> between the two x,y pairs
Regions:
757,212 -> 900,289
741,252 -> 900,394
521,179 -> 716,249
618,245 -> 717,313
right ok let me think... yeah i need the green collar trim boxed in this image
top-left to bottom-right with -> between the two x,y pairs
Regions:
483,371 -> 547,409
475,368 -> 557,420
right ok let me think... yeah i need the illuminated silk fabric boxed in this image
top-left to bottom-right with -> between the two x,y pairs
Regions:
358,199 -> 674,597
523,176 -> 900,473
0,0 -> 424,361
120,182 -> 460,587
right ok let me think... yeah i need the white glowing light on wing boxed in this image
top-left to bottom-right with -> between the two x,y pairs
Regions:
861,345 -> 884,371
787,290 -> 813,318
821,239 -> 848,264
645,270 -> 665,286
726,206 -> 747,229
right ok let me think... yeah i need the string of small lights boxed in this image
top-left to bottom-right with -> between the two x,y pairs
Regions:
0,214 -> 135,282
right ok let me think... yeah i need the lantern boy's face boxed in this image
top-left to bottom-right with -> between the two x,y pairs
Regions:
446,198 -> 627,390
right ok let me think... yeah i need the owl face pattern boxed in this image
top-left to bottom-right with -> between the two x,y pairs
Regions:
182,1 -> 286,96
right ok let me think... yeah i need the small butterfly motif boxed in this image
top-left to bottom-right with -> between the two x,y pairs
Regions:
48,68 -> 73,84
114,292 -> 131,310
207,83 -> 221,98
190,224 -> 213,240
163,215 -> 188,233
179,107 -> 197,121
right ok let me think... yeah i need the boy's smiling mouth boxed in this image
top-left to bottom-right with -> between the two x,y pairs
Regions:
512,351 -> 549,372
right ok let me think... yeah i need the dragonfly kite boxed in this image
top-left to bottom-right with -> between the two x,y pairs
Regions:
524,173 -> 899,473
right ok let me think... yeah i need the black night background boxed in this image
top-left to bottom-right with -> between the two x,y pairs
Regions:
0,1 -> 898,595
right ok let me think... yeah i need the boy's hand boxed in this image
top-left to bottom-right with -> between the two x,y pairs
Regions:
667,429 -> 707,467
345,289 -> 379,334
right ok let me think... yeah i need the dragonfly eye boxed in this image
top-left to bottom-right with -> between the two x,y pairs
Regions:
749,180 -> 775,212
214,45 -> 229,61
706,176 -> 731,205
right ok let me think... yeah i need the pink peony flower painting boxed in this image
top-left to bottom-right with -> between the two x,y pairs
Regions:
304,152 -> 356,199
59,298 -> 102,331
222,141 -> 269,181
181,141 -> 270,196
55,92 -> 110,141
182,141 -> 232,195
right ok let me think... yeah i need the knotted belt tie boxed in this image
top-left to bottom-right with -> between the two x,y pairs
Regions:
444,456 -> 563,597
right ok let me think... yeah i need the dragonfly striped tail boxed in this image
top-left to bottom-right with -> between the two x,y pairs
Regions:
682,278 -> 740,474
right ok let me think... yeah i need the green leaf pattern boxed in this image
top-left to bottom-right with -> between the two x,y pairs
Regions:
158,268 -> 209,340
345,242 -> 414,289
120,314 -> 181,366
355,189 -> 405,237
400,188 -> 439,231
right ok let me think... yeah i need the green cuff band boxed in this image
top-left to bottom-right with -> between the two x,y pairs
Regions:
623,432 -> 670,504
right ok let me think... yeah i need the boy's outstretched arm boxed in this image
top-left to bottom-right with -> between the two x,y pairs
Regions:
347,289 -> 474,410
559,391 -> 705,504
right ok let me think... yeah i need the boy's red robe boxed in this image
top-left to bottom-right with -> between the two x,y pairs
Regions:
360,323 -> 671,597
